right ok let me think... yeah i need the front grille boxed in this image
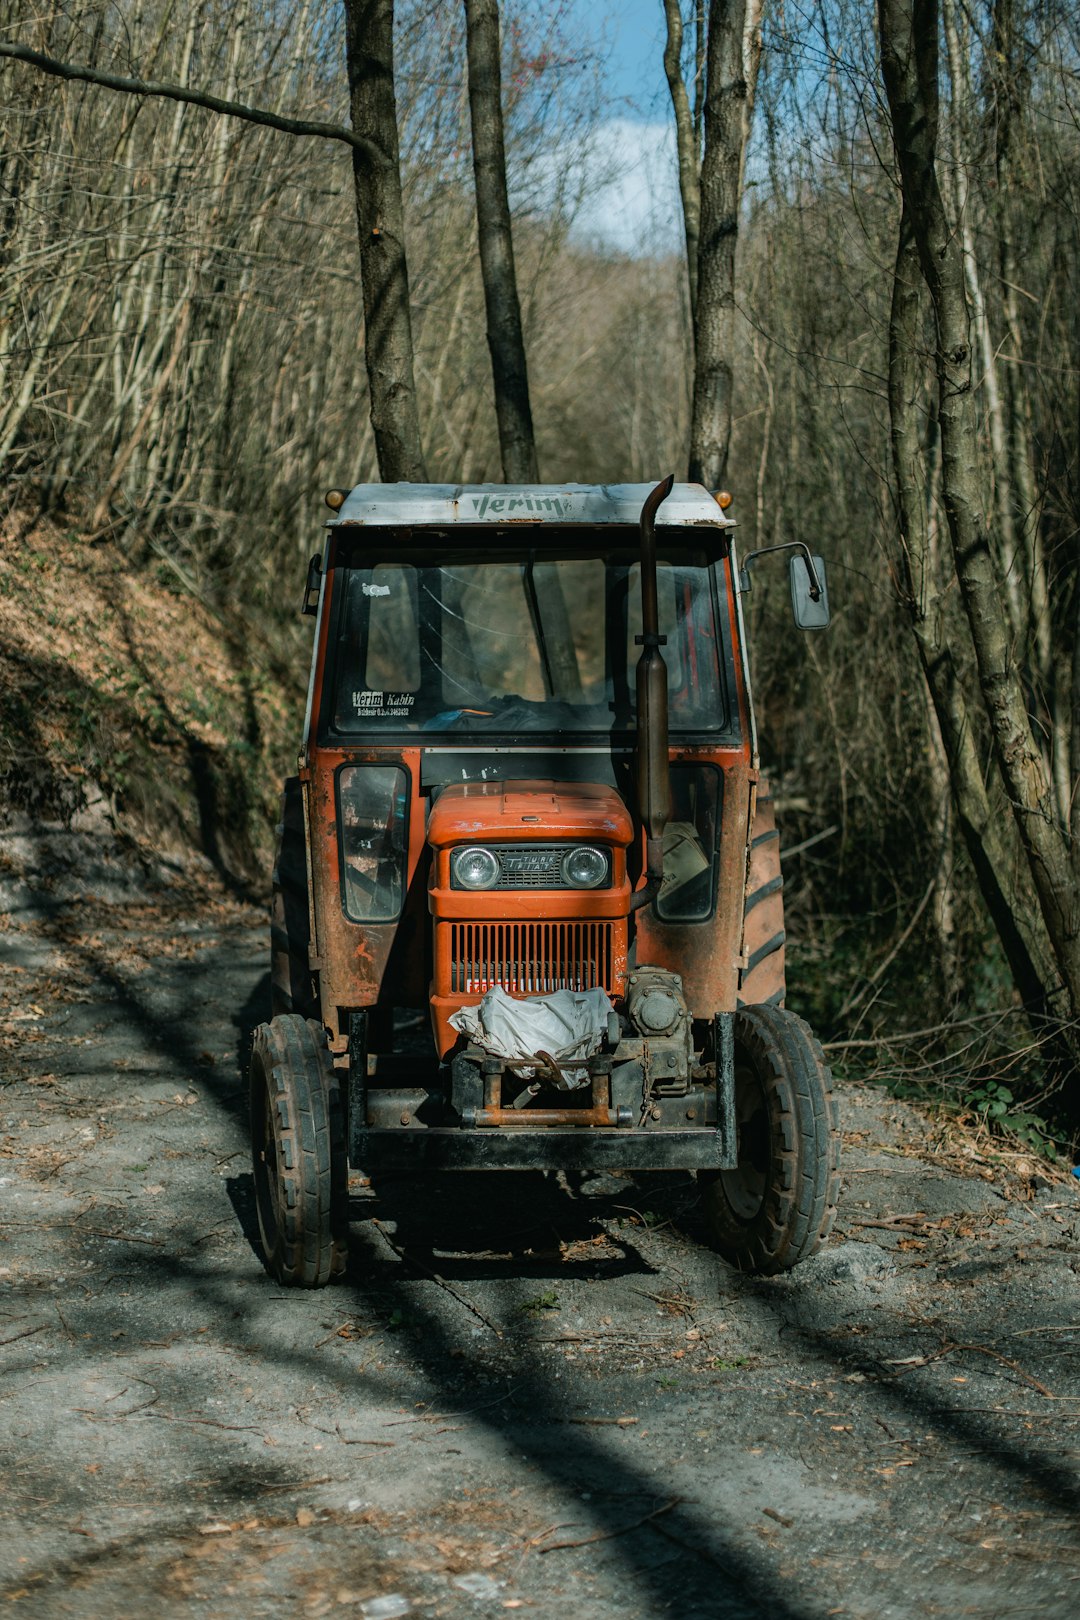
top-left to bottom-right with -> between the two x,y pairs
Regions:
450,845 -> 610,890
449,921 -> 615,995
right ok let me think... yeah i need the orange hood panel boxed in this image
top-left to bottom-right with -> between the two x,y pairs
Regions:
427,779 -> 634,849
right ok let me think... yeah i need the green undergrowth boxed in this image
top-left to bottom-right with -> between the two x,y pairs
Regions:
787,889 -> 1078,1155
828,1034 -> 1075,1169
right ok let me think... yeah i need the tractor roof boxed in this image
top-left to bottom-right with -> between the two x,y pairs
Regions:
325,482 -> 733,530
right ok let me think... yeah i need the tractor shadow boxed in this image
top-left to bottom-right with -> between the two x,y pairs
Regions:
344,1168 -> 690,1282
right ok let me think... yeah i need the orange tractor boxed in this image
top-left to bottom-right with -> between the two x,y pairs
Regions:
249,478 -> 838,1285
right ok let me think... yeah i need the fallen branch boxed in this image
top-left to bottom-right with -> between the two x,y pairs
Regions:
301,1418 -> 395,1448
144,1410 -> 263,1432
853,1214 -> 948,1234
886,1340 -> 1055,1399
649,1518 -> 736,1572
567,1415 -> 639,1428
0,1219 -> 161,1246
0,1322 -> 50,1347
371,1219 -> 503,1339
538,1498 -> 682,1553
822,1009 -> 1022,1051
313,1318 -> 366,1348
334,1426 -> 394,1448
1004,1323 -> 1080,1338
73,1389 -> 161,1420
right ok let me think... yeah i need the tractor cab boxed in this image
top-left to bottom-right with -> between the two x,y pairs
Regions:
249,480 -> 839,1287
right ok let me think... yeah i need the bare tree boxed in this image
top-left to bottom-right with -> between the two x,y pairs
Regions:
886,205 -> 1062,1016
464,0 -> 537,482
688,0 -> 764,489
662,0 -> 703,323
343,0 -> 427,482
878,0 -> 1080,1028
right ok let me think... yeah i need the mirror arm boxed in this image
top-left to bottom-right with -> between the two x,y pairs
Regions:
301,553 -> 322,617
740,541 -> 821,601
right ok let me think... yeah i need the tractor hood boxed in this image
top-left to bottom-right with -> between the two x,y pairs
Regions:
427,779 -> 634,850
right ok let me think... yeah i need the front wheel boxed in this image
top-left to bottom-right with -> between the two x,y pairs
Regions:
250,1015 -> 348,1287
700,1005 -> 839,1274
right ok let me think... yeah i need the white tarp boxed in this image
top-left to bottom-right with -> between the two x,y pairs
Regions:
449,985 -> 612,1088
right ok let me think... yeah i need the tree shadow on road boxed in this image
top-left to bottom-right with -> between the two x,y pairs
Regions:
5,858 -> 1080,1616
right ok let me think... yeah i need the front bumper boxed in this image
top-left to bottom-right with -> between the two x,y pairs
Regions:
352,1125 -> 733,1171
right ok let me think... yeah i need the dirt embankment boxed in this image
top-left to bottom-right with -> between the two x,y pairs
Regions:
1,819 -> 1079,1619
0,507 -> 306,882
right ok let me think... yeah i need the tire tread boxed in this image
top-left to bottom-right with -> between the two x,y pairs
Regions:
702,1004 -> 839,1274
250,1014 -> 348,1287
739,781 -> 786,1008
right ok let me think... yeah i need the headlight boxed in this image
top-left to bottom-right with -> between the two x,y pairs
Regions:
452,846 -> 501,890
561,846 -> 609,889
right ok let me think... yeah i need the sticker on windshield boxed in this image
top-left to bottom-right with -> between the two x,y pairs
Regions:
350,690 -> 415,718
362,582 -> 391,597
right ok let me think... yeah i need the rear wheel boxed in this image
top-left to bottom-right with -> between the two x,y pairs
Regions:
271,777 -> 317,1021
250,1015 -> 348,1286
700,1004 -> 838,1274
738,781 -> 785,1008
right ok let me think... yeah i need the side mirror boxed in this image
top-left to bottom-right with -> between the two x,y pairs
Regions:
739,541 -> 832,632
789,553 -> 830,630
302,554 -> 322,617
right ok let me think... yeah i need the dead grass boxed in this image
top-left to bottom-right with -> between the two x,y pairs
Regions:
0,507 -> 304,873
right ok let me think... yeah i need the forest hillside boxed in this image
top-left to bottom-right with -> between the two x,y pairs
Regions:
0,506 -> 303,885
2,0 -> 1078,1144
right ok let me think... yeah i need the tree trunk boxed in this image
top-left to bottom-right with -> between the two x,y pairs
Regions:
878,0 -> 1080,1028
886,203 -> 1062,1017
688,0 -> 763,490
662,0 -> 701,325
343,0 -> 427,482
940,0 -> 1023,641
463,0 -> 538,483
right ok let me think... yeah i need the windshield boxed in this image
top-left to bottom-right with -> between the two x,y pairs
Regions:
326,546 -> 728,735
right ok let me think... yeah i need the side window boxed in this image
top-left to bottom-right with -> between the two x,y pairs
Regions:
337,765 -> 409,922
333,565 -> 421,729
656,765 -> 722,922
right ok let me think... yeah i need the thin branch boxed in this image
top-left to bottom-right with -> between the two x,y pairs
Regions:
887,1340 -> 1055,1399
537,1498 -> 683,1553
0,1323 -> 50,1348
0,41 -> 383,162
371,1218 -> 504,1339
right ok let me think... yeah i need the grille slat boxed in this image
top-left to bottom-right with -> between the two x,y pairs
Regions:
450,921 -> 615,997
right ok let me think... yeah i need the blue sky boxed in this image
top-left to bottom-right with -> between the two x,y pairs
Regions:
547,0 -> 684,254
577,0 -> 672,116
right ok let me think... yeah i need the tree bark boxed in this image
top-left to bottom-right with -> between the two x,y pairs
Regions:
343,0 -> 427,483
886,204 -> 1062,1016
663,0 -> 701,325
463,0 -> 538,483
688,0 -> 763,490
878,0 -> 1080,1023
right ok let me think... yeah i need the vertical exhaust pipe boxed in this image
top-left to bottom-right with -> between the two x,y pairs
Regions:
631,474 -> 675,910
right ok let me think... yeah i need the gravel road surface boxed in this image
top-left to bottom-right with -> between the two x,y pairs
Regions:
2,819 -> 1079,1619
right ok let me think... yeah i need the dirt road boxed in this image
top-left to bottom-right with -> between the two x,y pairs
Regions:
2,817 -> 1079,1619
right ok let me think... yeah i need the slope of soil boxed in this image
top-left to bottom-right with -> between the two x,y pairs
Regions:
2,818 -> 1079,1619
0,507 -> 307,881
